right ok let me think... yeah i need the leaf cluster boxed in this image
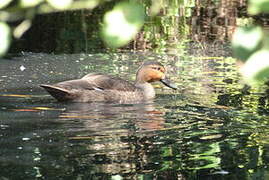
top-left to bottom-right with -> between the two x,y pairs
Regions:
232,0 -> 269,85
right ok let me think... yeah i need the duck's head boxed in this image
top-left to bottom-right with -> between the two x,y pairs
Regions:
135,61 -> 177,90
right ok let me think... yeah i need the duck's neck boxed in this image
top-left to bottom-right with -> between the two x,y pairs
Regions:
135,81 -> 155,100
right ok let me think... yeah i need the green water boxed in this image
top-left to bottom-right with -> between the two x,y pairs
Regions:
1,51 -> 269,179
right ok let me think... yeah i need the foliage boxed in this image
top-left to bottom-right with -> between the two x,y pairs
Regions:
101,1 -> 145,48
0,0 -> 194,55
232,26 -> 263,62
0,0 -> 149,56
0,22 -> 10,56
248,0 -> 269,15
143,0 -> 193,53
232,0 -> 269,85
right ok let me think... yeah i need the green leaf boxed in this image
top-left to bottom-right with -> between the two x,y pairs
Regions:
101,1 -> 145,48
0,22 -> 11,57
248,0 -> 269,15
20,0 -> 43,8
111,175 -> 123,180
46,0 -> 73,10
232,26 -> 263,61
0,0 -> 12,9
240,49 -> 269,84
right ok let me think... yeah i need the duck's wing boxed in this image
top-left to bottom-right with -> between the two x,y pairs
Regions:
40,73 -> 136,101
40,84 -> 79,101
81,73 -> 137,91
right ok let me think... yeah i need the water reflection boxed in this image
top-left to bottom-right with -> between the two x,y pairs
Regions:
57,103 -> 167,176
60,102 -> 164,132
47,102 -> 223,179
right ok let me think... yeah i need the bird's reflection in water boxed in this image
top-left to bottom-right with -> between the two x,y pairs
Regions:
59,101 -> 165,133
55,102 -> 168,177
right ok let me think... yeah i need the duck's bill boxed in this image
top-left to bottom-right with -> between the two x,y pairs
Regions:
160,78 -> 177,90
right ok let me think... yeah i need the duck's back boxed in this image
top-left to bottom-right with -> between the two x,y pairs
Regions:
81,73 -> 138,91
41,73 -> 144,103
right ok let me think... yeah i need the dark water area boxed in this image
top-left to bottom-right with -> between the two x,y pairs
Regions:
1,50 -> 269,179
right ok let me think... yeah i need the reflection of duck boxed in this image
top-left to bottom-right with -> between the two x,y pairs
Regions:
41,61 -> 177,103
60,103 -> 167,176
60,102 -> 165,132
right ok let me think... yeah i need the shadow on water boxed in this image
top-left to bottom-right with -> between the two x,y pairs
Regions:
1,52 -> 269,179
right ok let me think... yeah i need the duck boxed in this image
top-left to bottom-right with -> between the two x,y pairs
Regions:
40,61 -> 177,103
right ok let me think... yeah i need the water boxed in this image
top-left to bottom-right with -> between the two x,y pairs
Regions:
1,51 -> 269,179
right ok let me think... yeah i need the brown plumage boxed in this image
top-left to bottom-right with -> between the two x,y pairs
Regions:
40,61 -> 177,103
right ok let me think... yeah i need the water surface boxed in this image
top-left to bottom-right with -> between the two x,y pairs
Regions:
1,52 -> 269,179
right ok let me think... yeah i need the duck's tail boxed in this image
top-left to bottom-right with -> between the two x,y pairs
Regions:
40,84 -> 75,101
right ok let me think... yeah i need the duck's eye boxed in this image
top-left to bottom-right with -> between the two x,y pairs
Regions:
153,66 -> 161,71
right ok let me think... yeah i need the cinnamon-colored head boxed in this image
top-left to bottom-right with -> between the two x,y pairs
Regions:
136,61 -> 177,90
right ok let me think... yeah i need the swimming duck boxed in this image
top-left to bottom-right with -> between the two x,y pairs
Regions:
40,61 -> 177,103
